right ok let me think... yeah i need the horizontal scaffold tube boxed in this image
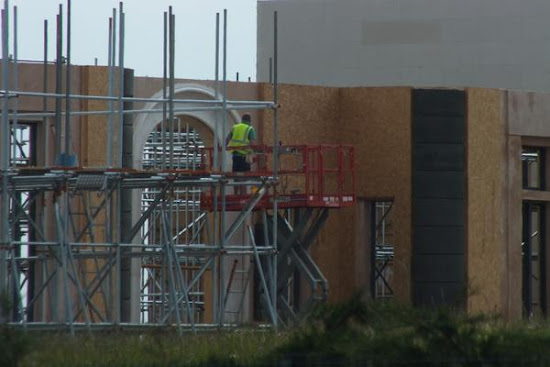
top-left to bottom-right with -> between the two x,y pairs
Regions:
9,104 -> 275,119
1,89 -> 276,106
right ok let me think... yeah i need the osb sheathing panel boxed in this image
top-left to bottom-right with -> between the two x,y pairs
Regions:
76,67 -> 113,317
260,84 -> 348,303
466,88 -> 507,314
80,66 -> 111,166
79,67 -> 111,246
260,85 -> 412,303
340,87 -> 412,302
259,83 -> 339,146
2,64 -> 83,165
1,63 -> 67,111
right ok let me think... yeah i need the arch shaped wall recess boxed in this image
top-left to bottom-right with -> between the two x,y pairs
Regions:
133,83 -> 239,171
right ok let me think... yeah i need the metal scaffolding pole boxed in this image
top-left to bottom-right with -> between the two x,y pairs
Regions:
271,10 -> 279,329
218,8 -> 228,327
64,0 -> 71,162
117,2 -> 125,168
11,5 -> 17,163
168,6 -> 175,169
10,103 -> 276,120
116,1 -> 125,324
5,89 -> 275,106
106,9 -> 116,324
1,0 -> 10,296
162,11 -> 167,170
10,2 -> 24,325
107,11 -> 115,167
54,200 -> 74,333
54,5 -> 62,160
212,11 -> 220,324
43,19 -> 48,166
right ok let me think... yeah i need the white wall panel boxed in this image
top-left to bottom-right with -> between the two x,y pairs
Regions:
258,0 -> 550,90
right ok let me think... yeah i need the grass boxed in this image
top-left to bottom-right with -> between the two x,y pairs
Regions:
6,295 -> 550,366
17,329 -> 286,367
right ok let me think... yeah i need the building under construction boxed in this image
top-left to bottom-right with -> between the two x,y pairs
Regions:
1,1 -> 550,332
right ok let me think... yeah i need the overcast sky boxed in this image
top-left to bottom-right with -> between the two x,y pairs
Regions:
6,0 -> 257,80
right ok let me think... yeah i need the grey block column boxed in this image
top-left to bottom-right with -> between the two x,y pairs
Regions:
412,89 -> 466,308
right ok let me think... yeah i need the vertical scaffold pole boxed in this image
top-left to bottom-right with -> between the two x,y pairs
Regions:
168,6 -> 174,169
40,19 -> 49,322
218,8 -> 228,327
271,10 -> 279,329
116,1 -> 125,324
43,19 -> 48,166
117,2 -> 125,168
63,1 -> 74,331
162,11 -> 167,170
1,1 -> 10,297
52,6 -> 63,322
269,57 -> 272,84
64,0 -> 71,162
213,13 -> 220,172
11,5 -> 17,164
11,3 -> 23,324
212,11 -> 220,324
54,6 -> 62,161
106,10 -> 116,322
167,5 -> 177,326
107,13 -> 114,167
160,11 -> 168,322
54,201 -> 74,334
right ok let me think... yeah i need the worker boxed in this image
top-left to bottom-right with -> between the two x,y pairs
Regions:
226,113 -> 256,173
226,114 -> 256,194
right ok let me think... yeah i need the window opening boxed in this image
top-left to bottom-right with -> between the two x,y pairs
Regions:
9,123 -> 35,321
371,201 -> 395,299
522,202 -> 547,319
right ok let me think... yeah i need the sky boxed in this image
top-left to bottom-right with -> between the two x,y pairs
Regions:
6,0 -> 257,80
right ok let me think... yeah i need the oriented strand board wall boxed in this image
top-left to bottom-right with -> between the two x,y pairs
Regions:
261,83 -> 353,302
79,66 -> 113,318
261,85 -> 412,302
260,83 -> 339,146
340,87 -> 412,301
80,66 -> 110,166
466,88 -> 507,314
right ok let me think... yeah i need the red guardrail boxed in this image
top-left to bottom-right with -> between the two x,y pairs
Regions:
201,145 -> 355,210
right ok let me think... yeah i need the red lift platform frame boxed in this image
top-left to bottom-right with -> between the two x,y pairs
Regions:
201,144 -> 355,211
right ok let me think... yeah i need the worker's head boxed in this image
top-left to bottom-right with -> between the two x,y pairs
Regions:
242,114 -> 251,124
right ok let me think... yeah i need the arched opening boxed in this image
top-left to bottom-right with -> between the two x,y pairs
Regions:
139,115 -> 212,323
131,84 -> 240,324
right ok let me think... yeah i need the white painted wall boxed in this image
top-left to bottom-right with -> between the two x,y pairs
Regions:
257,0 -> 550,90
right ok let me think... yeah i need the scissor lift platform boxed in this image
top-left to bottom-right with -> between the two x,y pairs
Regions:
201,144 -> 355,211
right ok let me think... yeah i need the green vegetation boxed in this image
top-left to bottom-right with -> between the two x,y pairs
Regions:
17,329 -> 285,367
262,294 -> 550,366
6,295 -> 550,366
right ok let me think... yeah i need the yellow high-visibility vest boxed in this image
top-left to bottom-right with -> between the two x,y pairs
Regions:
228,123 -> 253,155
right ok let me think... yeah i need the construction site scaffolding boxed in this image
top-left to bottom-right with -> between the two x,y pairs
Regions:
0,0 -> 285,332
